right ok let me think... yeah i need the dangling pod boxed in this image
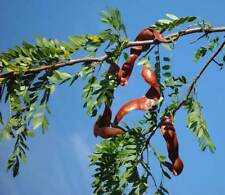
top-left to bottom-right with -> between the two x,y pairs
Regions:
159,115 -> 184,176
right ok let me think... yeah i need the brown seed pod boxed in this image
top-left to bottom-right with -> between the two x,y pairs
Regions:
118,28 -> 167,86
160,115 -> 184,176
93,106 -> 123,139
114,65 -> 161,125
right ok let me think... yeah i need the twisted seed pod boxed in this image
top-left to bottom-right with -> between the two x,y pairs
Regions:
118,28 -> 168,86
93,28 -> 167,139
94,105 -> 124,139
160,115 -> 184,176
114,66 -> 160,125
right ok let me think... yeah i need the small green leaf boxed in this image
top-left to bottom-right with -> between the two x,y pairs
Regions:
179,76 -> 187,84
158,155 -> 166,163
86,35 -> 101,43
193,47 -> 207,62
160,186 -> 170,194
3,129 -> 11,140
12,157 -> 19,177
162,65 -> 170,70
32,113 -> 44,130
186,16 -> 198,22
166,13 -> 179,20
163,57 -> 171,62
162,43 -> 173,51
27,130 -> 35,137
70,73 -> 79,86
123,52 -> 129,61
158,19 -> 172,24
162,169 -> 171,179
85,45 -> 99,52
68,35 -> 87,48
0,112 -> 3,124
138,57 -> 151,67
163,72 -> 172,77
54,70 -> 72,80
19,149 -> 27,164
42,115 -> 49,134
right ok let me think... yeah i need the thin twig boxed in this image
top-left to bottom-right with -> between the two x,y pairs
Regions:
173,40 -> 225,115
0,27 -> 225,79
190,33 -> 208,44
142,45 -> 156,58
165,26 -> 225,41
128,27 -> 225,47
140,160 -> 158,188
138,125 -> 159,165
212,59 -> 222,66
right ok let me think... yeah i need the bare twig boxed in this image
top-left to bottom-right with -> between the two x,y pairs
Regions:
212,59 -> 223,66
143,45 -> 156,58
0,26 -> 225,79
173,40 -> 225,115
190,33 -> 208,44
165,26 -> 225,42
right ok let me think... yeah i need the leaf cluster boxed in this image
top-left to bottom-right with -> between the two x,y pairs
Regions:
91,127 -> 146,194
150,13 -> 198,32
184,98 -> 216,152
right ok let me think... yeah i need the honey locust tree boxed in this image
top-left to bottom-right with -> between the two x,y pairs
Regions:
0,7 -> 225,194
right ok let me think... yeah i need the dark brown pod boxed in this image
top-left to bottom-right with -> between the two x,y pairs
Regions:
94,106 -> 124,139
160,115 -> 184,176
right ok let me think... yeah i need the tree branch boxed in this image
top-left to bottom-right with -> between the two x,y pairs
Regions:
127,26 -> 225,47
0,55 -> 108,79
0,26 -> 225,79
173,40 -> 225,115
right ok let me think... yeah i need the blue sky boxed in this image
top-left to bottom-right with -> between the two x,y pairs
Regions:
0,0 -> 225,194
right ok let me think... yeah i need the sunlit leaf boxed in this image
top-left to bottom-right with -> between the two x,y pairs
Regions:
166,13 -> 179,20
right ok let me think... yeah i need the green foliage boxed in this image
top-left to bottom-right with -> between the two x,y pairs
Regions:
163,76 -> 187,98
69,29 -> 115,53
82,72 -> 118,116
184,98 -> 216,152
90,122 -> 169,194
0,7 -> 129,176
150,13 -> 198,32
0,73 -> 52,176
91,127 -> 146,194
0,38 -> 73,74
193,37 -> 220,62
100,7 -> 127,37
90,104 -> 172,194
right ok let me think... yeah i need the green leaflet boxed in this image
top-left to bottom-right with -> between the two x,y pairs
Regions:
100,7 -> 127,37
185,98 -> 216,153
193,37 -> 220,62
150,14 -> 198,31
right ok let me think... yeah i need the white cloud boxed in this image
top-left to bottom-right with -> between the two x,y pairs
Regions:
70,132 -> 93,194
71,133 -> 92,157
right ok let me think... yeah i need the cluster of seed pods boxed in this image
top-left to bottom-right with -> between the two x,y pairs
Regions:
93,28 -> 183,175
